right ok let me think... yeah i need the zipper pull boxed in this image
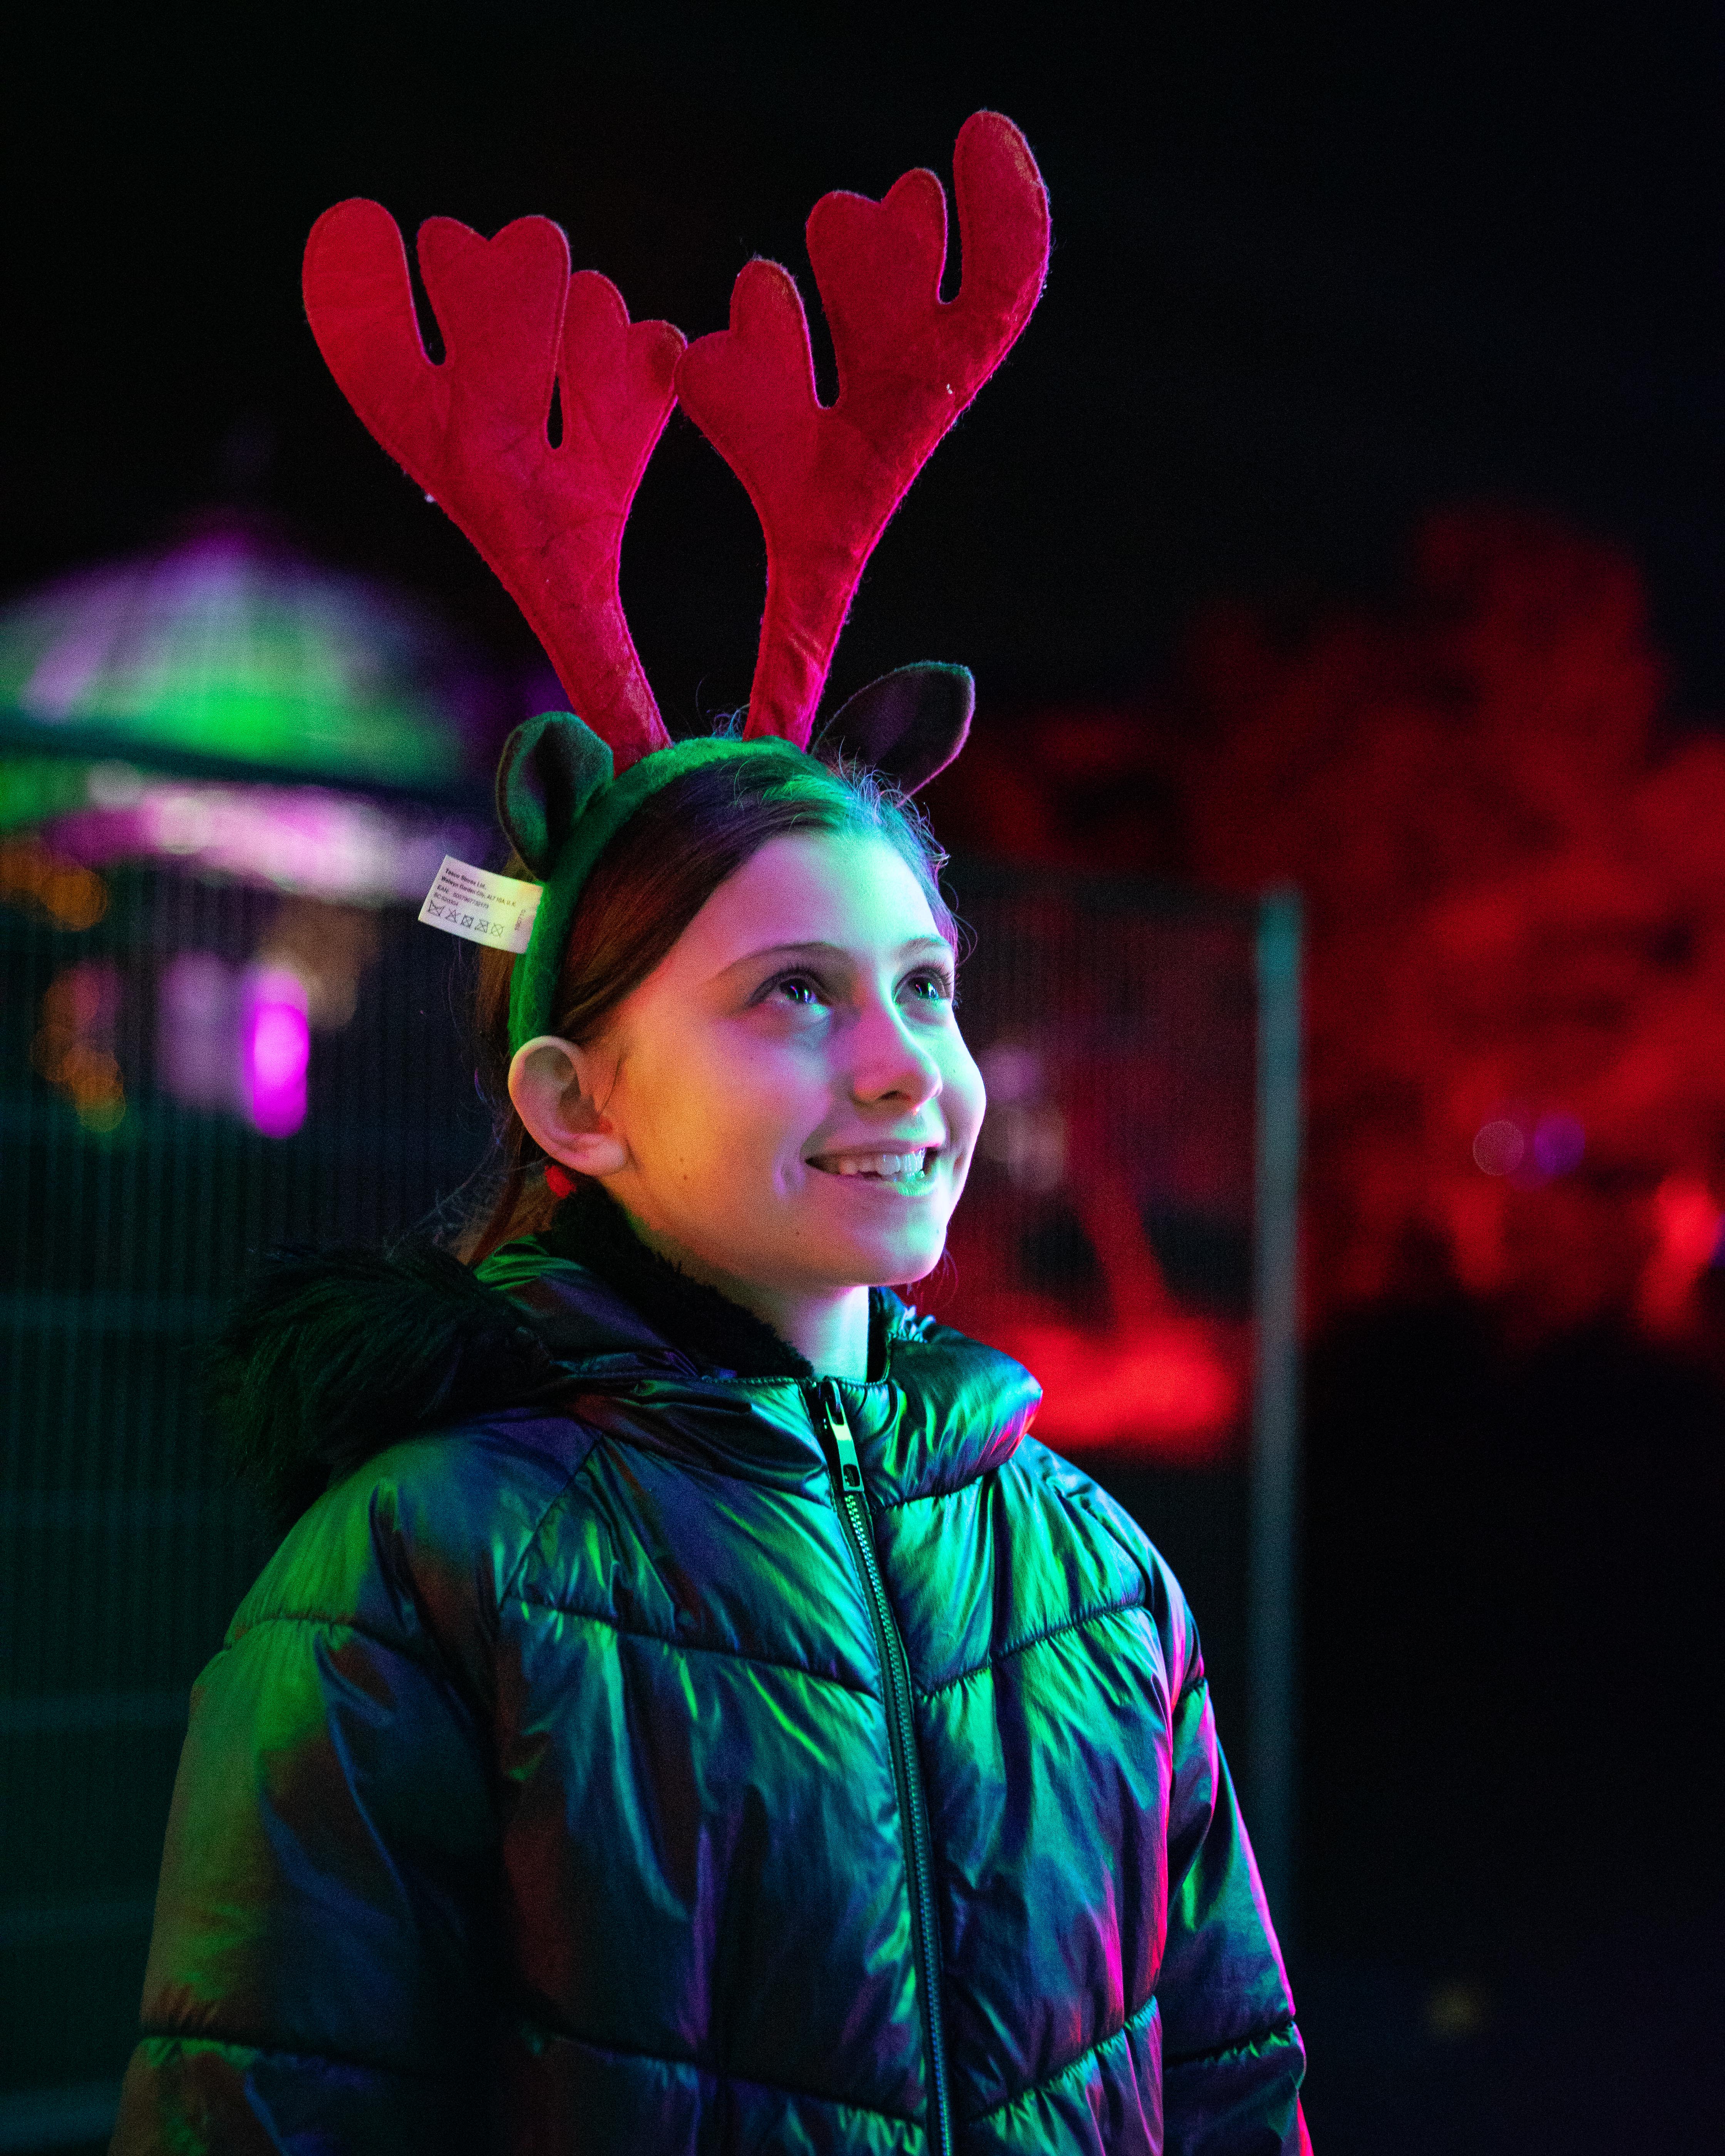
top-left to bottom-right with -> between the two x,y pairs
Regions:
819,1377 -> 866,1497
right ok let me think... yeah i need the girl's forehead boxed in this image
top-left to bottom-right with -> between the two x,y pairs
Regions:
689,830 -> 945,961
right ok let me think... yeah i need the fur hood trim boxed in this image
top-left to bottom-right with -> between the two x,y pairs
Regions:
206,1244 -> 560,1535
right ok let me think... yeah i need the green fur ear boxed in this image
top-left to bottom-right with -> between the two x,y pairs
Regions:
495,713 -> 616,878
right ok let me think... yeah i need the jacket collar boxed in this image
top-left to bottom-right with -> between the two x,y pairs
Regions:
477,1204 -> 1040,1503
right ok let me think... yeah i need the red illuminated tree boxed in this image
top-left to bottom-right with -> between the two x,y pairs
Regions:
935,507 -> 1725,1339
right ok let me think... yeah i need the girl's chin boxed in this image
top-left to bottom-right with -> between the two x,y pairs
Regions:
791,1175 -> 957,1286
817,1224 -> 949,1289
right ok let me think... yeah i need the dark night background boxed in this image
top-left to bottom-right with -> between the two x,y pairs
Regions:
10,5 -> 1725,2148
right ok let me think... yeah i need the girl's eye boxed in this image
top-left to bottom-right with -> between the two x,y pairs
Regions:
760,972 -> 825,1008
754,965 -> 953,1011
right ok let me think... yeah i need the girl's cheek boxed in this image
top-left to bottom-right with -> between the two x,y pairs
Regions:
945,1045 -> 987,1152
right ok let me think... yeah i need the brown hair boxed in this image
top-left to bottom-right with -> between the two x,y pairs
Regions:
458,746 -> 955,1262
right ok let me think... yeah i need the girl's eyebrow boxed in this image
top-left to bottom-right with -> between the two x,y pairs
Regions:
717,934 -> 953,981
745,935 -> 950,964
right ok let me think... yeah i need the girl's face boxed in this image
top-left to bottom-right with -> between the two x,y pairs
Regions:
531,829 -> 985,1302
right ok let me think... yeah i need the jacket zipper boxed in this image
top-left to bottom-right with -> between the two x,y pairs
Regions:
810,1376 -> 953,2156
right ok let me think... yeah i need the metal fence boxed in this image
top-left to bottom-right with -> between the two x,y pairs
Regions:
926,864 -> 1301,1927
0,861 -> 492,2145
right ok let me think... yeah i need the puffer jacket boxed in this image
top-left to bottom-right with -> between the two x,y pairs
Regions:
114,1202 -> 1308,2154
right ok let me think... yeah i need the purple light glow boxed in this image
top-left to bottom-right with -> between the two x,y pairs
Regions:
158,953 -> 238,1109
1532,1112 -> 1586,1178
241,967 -> 310,1138
1474,1110 -> 1587,1185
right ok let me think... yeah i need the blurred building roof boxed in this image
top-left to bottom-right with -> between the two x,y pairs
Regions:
0,518 -> 486,788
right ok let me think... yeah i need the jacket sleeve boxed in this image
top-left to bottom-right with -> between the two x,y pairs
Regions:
111,1490 -> 501,2154
1156,1600 -> 1310,2154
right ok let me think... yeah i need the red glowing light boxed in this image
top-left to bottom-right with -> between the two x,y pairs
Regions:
936,1147 -> 1247,1463
1002,1317 -> 1240,1461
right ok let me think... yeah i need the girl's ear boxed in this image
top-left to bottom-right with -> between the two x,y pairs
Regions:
815,664 -> 974,794
507,1036 -> 629,1177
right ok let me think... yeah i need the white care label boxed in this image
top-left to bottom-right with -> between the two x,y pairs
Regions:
418,856 -> 542,952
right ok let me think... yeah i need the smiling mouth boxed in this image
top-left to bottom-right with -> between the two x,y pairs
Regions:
808,1146 -> 940,1183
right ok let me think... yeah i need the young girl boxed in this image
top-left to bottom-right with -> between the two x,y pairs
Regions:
114,116 -> 1309,2154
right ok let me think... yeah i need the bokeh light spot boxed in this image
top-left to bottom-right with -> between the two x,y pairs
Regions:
241,966 -> 310,1139
1473,1119 -> 1526,1176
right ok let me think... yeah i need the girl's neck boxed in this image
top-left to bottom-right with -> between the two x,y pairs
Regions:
739,1282 -> 871,1382
624,1212 -> 872,1381
544,1179 -> 882,1382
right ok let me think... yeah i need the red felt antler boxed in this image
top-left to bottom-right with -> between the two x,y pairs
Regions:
675,110 -> 1050,747
303,203 -> 684,767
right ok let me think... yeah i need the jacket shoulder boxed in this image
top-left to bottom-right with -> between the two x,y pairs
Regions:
227,1409 -> 604,1704
1003,1435 -> 1206,1700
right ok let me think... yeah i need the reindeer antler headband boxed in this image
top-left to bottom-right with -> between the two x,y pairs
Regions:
302,110 -> 1050,1050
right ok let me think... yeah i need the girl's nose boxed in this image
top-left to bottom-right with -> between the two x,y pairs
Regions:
848,1001 -> 941,1108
